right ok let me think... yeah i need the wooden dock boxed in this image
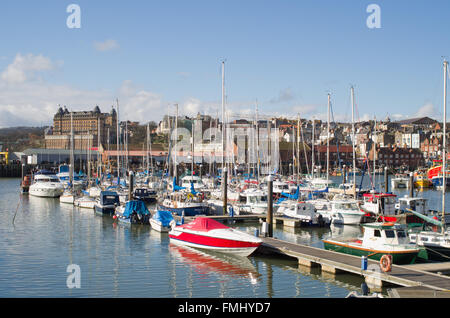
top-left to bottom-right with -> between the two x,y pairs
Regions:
258,236 -> 450,291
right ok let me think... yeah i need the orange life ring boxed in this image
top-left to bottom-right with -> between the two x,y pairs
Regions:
383,222 -> 395,227
379,254 -> 392,272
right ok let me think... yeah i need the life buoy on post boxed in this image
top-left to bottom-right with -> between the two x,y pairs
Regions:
379,254 -> 392,272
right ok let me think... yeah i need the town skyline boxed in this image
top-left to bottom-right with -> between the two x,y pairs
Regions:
1,1 -> 450,128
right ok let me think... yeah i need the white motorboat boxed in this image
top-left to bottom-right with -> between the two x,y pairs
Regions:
327,200 -> 366,225
74,195 -> 96,209
59,190 -> 76,204
169,217 -> 262,257
276,200 -> 330,226
29,171 -> 65,198
150,209 -> 176,232
391,174 -> 410,189
235,188 -> 268,214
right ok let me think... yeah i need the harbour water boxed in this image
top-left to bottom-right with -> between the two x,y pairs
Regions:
0,176 -> 446,298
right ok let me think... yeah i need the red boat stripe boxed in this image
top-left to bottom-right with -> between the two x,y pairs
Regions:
169,232 -> 261,248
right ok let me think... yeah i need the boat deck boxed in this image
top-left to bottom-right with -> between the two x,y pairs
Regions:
258,236 -> 450,291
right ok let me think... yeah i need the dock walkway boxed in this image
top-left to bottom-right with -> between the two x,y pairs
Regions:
259,236 -> 450,291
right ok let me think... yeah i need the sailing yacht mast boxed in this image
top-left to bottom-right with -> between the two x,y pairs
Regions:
442,59 -> 448,234
221,61 -> 226,170
116,99 -> 120,184
312,118 -> 315,179
327,93 -> 330,183
351,86 -> 356,193
70,112 -> 74,191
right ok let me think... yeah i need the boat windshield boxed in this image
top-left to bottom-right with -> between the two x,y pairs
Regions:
384,197 -> 396,204
335,202 -> 359,210
40,177 -> 60,183
249,196 -> 266,203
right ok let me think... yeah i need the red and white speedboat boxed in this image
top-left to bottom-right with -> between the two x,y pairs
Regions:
169,217 -> 262,257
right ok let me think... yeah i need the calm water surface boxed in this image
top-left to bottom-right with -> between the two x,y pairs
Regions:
0,176 -> 445,298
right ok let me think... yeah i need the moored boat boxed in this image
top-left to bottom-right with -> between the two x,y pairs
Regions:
114,200 -> 151,224
276,200 -> 330,227
323,222 -> 420,265
150,209 -> 177,232
327,199 -> 367,225
29,170 -> 65,198
94,191 -> 120,215
169,217 -> 262,257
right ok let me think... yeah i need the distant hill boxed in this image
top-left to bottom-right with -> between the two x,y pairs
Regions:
0,126 -> 47,152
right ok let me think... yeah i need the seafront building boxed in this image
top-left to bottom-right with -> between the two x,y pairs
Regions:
44,105 -> 117,150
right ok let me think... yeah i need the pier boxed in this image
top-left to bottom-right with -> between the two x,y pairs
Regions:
257,236 -> 450,292
180,213 -> 450,293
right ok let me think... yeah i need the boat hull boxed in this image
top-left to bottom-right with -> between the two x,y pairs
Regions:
150,218 -> 170,232
420,245 -> 450,262
29,186 -> 64,198
94,204 -> 116,215
322,240 -> 419,265
169,230 -> 261,257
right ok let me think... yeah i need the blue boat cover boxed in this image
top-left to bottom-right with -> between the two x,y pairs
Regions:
123,200 -> 150,218
152,210 -> 174,227
100,191 -> 120,205
281,186 -> 299,200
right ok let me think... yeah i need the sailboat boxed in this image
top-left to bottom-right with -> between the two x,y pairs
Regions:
407,60 -> 450,261
60,112 -> 78,204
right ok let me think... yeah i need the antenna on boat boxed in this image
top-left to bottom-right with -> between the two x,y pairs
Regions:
442,59 -> 448,234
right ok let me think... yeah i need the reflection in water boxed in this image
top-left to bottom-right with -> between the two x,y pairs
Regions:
169,244 -> 262,285
0,177 -> 406,298
329,224 -> 363,240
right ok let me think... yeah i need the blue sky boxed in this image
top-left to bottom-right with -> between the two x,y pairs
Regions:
0,0 -> 449,127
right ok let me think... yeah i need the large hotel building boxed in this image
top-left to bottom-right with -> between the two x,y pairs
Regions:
45,105 -> 117,150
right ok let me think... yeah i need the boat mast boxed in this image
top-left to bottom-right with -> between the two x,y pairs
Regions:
373,116 -> 377,190
221,61 -> 226,172
299,114 -> 310,176
70,111 -> 74,192
296,115 -> 300,180
255,99 -> 260,183
146,123 -> 150,177
97,118 -> 101,182
351,86 -> 356,192
191,121 -> 195,179
327,93 -> 330,184
116,99 -> 120,184
312,118 -> 315,179
175,103 -> 178,182
443,59 -> 448,234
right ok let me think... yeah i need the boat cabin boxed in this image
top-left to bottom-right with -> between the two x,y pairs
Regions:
362,193 -> 397,215
239,188 -> 267,204
34,173 -> 61,183
99,191 -> 120,206
396,196 -> 428,215
361,223 -> 411,250
181,176 -> 205,189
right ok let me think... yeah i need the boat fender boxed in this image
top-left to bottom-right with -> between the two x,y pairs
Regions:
379,254 -> 392,272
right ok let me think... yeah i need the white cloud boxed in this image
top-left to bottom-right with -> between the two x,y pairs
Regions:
270,88 -> 294,104
1,53 -> 55,84
93,39 -> 119,52
414,102 -> 437,118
